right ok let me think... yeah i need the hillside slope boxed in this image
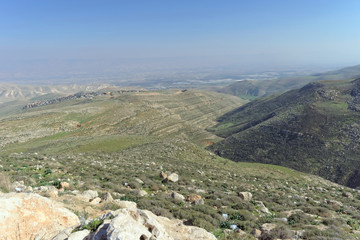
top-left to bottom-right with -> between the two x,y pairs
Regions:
0,89 -> 245,151
217,64 -> 360,98
209,78 -> 360,188
2,89 -> 360,239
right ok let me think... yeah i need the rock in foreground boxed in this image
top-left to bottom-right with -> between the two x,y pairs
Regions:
1,191 -> 215,240
94,208 -> 216,240
56,201 -> 216,240
0,192 -> 79,240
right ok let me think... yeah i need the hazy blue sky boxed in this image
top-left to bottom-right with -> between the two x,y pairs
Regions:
1,0 -> 360,78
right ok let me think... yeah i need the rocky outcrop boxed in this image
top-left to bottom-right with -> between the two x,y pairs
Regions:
93,208 -> 216,240
53,200 -> 216,240
0,192 -> 79,240
1,191 -> 215,240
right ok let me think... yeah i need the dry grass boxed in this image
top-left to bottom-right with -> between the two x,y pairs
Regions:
0,171 -> 11,192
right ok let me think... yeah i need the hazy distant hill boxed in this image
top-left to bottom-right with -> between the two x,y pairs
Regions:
0,83 -> 118,104
209,78 -> 360,188
0,83 -> 134,117
217,64 -> 360,98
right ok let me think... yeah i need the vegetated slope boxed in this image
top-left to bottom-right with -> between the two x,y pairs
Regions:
0,89 -> 245,151
217,64 -> 360,98
2,89 -> 360,239
209,78 -> 360,189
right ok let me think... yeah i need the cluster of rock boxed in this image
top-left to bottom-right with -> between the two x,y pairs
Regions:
0,192 -> 216,240
160,172 -> 205,206
11,180 -> 70,198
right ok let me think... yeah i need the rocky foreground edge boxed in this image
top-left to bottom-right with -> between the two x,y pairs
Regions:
0,192 -> 216,240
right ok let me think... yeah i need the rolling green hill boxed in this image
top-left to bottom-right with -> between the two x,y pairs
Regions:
217,64 -> 360,98
209,78 -> 360,188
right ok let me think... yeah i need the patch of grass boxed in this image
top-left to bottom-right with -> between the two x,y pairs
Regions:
0,171 -> 11,192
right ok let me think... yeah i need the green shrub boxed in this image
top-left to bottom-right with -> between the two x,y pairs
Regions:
288,213 -> 312,226
76,218 -> 104,232
44,168 -> 52,175
229,213 -> 245,221
119,195 -> 139,203
220,221 -> 231,229
52,180 -> 61,189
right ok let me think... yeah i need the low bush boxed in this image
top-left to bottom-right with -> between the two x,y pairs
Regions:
259,225 -> 292,240
288,213 -> 313,226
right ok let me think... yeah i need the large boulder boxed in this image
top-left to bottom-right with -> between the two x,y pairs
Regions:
91,207 -> 217,240
342,191 -> 354,199
238,192 -> 252,202
186,194 -> 202,203
171,192 -> 185,202
167,173 -> 179,182
81,190 -> 98,200
0,193 -> 79,240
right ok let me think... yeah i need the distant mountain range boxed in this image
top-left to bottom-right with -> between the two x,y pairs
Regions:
209,78 -> 360,188
216,64 -> 360,98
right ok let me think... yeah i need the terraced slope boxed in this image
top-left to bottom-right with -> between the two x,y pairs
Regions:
0,89 -> 245,151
